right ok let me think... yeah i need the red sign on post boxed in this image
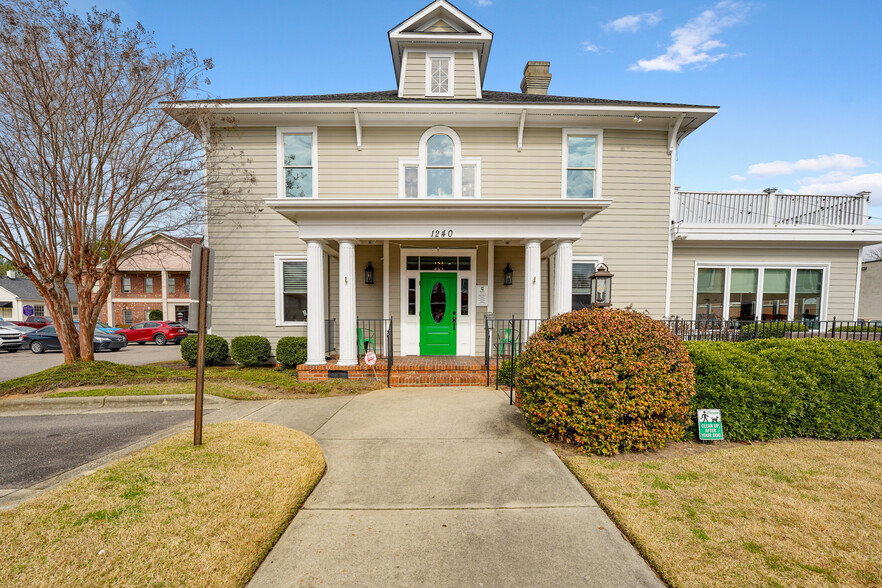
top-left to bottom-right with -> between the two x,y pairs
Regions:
364,351 -> 377,366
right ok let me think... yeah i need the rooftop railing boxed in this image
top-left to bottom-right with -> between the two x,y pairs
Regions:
674,189 -> 870,226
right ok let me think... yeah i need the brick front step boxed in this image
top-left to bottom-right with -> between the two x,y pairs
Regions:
298,357 -> 497,387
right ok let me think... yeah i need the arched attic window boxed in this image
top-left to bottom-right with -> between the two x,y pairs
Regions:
400,126 -> 479,198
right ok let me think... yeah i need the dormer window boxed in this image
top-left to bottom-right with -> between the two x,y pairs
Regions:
426,53 -> 454,97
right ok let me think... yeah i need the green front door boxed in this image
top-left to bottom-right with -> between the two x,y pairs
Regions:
420,272 -> 457,355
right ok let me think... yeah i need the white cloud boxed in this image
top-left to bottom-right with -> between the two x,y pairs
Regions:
604,11 -> 662,33
630,1 -> 749,72
473,0 -> 492,6
730,174 -> 746,181
745,154 -> 867,177
581,41 -> 601,53
795,171 -> 882,204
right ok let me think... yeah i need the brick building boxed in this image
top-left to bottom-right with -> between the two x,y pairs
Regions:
101,234 -> 201,326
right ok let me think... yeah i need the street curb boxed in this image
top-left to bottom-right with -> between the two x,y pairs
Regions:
0,394 -> 232,412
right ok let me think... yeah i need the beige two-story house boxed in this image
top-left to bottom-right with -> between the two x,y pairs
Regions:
167,1 -> 881,372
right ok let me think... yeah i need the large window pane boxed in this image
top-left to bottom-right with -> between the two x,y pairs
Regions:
283,134 -> 312,166
285,168 -> 313,198
567,136 -> 596,168
427,134 -> 453,166
696,268 -> 725,320
282,261 -> 307,322
427,168 -> 453,197
572,262 -> 596,310
729,268 -> 758,321
795,269 -> 823,320
762,268 -> 791,320
566,169 -> 595,198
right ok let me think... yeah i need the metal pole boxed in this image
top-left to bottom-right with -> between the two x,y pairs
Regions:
194,246 -> 210,446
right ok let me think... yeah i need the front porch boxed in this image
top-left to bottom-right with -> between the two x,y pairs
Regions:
298,355 -> 489,387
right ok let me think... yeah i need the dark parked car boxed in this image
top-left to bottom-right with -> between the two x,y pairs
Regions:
23,325 -> 128,354
115,321 -> 188,346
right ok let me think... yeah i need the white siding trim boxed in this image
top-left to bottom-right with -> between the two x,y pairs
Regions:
398,157 -> 419,198
561,128 -> 603,200
471,49 -> 482,99
274,253 -> 308,327
853,249 -> 862,321
425,52 -> 455,97
397,49 -> 410,98
276,126 -> 318,199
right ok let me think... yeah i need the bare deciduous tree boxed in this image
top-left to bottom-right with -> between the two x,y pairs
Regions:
0,0 -> 252,361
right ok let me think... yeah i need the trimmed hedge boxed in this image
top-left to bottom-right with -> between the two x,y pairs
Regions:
148,309 -> 163,321
831,325 -> 882,333
275,337 -> 307,369
180,335 -> 230,367
518,308 -> 696,455
230,336 -> 272,367
739,321 -> 808,340
687,339 -> 882,441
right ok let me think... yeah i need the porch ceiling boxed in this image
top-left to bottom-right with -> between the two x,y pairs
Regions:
264,198 -> 611,240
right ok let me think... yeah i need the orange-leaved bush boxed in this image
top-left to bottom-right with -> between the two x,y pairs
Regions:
518,308 -> 695,455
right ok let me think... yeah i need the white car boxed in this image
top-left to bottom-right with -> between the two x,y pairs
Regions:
0,323 -> 24,353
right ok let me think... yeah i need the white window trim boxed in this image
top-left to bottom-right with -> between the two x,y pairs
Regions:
561,128 -> 603,199
691,261 -> 830,322
417,126 -> 471,198
569,255 -> 603,309
398,157 -> 419,198
276,127 -> 318,199
274,253 -> 308,327
460,157 -> 481,198
425,52 -> 455,97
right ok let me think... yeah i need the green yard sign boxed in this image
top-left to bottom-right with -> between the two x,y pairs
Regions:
697,409 -> 724,441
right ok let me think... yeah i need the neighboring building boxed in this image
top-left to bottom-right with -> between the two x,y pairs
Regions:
165,0 -> 882,368
100,234 -> 200,326
0,271 -> 78,321
858,260 -> 882,320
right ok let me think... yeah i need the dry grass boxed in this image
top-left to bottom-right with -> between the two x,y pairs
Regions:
0,421 -> 325,587
565,440 -> 882,588
47,382 -> 277,401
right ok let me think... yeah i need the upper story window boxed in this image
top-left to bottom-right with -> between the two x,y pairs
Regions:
276,127 -> 318,198
401,126 -> 480,198
562,129 -> 603,199
145,276 -> 153,293
426,53 -> 454,97
122,276 -> 131,293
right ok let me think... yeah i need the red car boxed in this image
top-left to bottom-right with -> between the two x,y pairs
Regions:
116,321 -> 188,346
12,316 -> 53,329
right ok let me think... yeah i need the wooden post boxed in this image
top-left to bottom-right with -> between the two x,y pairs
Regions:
194,246 -> 210,446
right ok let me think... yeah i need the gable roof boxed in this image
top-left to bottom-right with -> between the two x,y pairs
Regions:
0,276 -> 77,302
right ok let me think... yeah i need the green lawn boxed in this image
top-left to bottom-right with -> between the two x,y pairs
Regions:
564,440 -> 882,587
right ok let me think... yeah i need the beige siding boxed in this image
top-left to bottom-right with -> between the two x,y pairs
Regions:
670,243 -> 861,320
859,261 -> 882,319
574,130 -> 672,316
401,51 -> 426,98
424,20 -> 458,33
454,52 -> 477,98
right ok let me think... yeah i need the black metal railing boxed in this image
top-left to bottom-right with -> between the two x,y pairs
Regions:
325,318 -> 336,354
662,318 -> 882,342
356,317 -> 394,385
484,316 -> 545,404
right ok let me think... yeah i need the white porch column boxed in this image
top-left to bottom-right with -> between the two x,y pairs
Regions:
160,269 -> 168,320
553,240 -> 573,315
305,240 -> 326,365
524,240 -> 541,330
338,240 -> 358,366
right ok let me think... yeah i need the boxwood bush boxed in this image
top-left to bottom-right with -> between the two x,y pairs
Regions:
739,321 -> 808,340
275,337 -> 307,369
230,336 -> 272,367
518,308 -> 696,455
687,339 -> 882,441
180,334 -> 230,367
148,309 -> 163,321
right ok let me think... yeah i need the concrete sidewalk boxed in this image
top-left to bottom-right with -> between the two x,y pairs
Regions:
246,387 -> 663,588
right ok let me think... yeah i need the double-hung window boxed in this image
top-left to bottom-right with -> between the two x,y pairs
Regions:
402,126 -> 480,198
572,262 -> 597,310
563,129 -> 602,198
275,255 -> 308,325
277,127 -> 317,198
122,276 -> 131,293
167,277 -> 176,294
145,276 -> 153,294
426,134 -> 454,197
426,53 -> 453,97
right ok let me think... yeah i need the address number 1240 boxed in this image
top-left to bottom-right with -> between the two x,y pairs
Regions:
430,229 -> 453,238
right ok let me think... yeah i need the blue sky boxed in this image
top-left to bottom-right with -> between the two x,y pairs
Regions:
72,0 -> 882,224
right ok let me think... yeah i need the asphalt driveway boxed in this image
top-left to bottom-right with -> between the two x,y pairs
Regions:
0,344 -> 183,382
244,388 -> 663,588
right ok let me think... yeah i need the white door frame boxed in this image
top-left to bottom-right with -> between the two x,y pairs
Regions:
399,247 -> 477,356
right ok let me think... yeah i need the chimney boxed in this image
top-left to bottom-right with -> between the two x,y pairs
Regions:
520,61 -> 551,95
5,270 -> 15,279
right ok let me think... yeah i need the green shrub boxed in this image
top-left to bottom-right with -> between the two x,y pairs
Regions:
518,308 -> 696,455
496,359 -> 517,387
275,337 -> 308,369
180,334 -> 230,367
739,321 -> 808,340
687,339 -> 882,441
831,325 -> 882,333
148,309 -> 163,321
230,336 -> 272,367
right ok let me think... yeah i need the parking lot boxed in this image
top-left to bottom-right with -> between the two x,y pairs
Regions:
0,344 -> 183,382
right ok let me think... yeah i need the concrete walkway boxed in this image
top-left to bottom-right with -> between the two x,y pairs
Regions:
245,387 -> 663,588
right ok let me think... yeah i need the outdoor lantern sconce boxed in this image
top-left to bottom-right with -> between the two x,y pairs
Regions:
503,262 -> 514,286
589,263 -> 614,307
364,261 -> 375,285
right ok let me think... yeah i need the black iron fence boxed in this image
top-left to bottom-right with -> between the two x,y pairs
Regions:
484,316 -> 545,404
356,317 -> 394,384
662,318 -> 882,342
